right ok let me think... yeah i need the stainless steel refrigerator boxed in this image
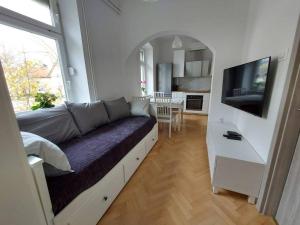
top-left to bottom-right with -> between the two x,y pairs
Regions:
156,63 -> 173,94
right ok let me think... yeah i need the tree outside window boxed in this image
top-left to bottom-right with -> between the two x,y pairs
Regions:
0,24 -> 65,112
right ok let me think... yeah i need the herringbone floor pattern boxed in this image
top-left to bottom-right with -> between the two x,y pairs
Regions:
97,115 -> 276,225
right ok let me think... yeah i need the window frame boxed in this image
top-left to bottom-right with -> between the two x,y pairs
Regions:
140,49 -> 146,81
0,0 -> 61,33
0,0 -> 70,101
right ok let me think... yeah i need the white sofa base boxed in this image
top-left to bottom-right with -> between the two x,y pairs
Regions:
28,123 -> 158,225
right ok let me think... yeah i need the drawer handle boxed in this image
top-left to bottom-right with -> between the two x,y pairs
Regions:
136,157 -> 140,161
103,196 -> 108,201
152,138 -> 155,141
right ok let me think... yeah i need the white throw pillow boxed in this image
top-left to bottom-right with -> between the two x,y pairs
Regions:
21,132 -> 73,174
130,99 -> 150,117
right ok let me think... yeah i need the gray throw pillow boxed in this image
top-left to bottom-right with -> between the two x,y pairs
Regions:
65,101 -> 110,135
17,105 -> 80,144
104,97 -> 131,122
130,99 -> 150,117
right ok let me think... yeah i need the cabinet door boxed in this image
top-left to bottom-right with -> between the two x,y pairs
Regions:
186,61 -> 203,77
124,140 -> 145,183
201,60 -> 210,77
65,163 -> 124,225
173,50 -> 185,77
145,124 -> 158,155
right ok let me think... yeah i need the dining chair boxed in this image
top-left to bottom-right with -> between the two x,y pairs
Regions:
155,97 -> 179,138
153,92 -> 165,99
171,92 -> 184,131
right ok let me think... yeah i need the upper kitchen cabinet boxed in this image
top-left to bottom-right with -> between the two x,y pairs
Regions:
185,60 -> 210,77
185,50 -> 211,77
186,61 -> 202,77
173,50 -> 185,77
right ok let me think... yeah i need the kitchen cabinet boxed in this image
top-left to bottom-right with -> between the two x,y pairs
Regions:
186,60 -> 211,77
173,50 -> 185,77
201,60 -> 210,77
186,61 -> 202,77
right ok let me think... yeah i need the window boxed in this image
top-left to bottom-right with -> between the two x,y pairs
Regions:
139,49 -> 146,95
0,0 -> 54,25
140,49 -> 146,81
0,0 -> 69,112
0,24 -> 65,112
139,43 -> 154,96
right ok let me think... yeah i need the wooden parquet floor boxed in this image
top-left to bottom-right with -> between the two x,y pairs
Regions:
97,115 -> 276,225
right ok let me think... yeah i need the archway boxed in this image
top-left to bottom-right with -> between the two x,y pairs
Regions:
125,31 -> 215,102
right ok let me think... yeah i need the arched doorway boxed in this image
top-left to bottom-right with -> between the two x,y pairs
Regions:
126,33 -> 215,98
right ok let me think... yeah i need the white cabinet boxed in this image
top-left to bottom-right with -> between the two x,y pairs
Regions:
206,122 -> 265,203
186,61 -> 202,77
185,60 -> 211,77
172,91 -> 185,100
202,93 -> 210,114
124,139 -> 146,183
145,124 -> 158,155
173,50 -> 185,77
64,162 -> 124,225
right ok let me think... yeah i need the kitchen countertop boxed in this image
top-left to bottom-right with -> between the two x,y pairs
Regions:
175,89 -> 211,93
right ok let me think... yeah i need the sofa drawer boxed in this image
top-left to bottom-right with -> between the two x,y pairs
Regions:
65,163 -> 124,225
124,140 -> 145,183
145,124 -> 158,155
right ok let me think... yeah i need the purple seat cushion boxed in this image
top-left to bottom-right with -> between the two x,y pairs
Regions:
46,116 -> 156,215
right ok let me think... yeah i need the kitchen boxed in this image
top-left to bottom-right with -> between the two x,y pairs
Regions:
147,35 -> 213,115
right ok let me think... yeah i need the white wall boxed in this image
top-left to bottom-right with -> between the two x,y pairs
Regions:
0,68 -> 46,225
60,0 -> 131,101
81,0 -> 125,100
59,0 -> 94,102
120,0 -> 251,122
234,0 -> 300,161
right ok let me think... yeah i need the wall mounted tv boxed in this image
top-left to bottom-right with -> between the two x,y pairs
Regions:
221,57 -> 271,117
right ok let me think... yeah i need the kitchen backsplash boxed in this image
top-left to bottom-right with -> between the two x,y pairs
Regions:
174,77 -> 211,91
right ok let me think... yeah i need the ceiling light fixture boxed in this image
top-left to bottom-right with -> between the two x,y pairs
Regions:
172,36 -> 183,49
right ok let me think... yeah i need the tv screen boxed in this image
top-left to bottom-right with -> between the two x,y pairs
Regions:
222,57 -> 271,117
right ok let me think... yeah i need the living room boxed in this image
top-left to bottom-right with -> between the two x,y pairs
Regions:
1,1 -> 300,225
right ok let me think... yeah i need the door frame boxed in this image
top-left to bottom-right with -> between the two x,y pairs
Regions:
257,15 -> 300,216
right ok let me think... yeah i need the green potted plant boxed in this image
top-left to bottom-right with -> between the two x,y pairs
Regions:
31,92 -> 58,110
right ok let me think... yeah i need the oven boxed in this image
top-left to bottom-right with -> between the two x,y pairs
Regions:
185,94 -> 203,111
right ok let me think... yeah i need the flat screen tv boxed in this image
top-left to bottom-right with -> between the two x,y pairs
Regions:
221,57 -> 271,117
